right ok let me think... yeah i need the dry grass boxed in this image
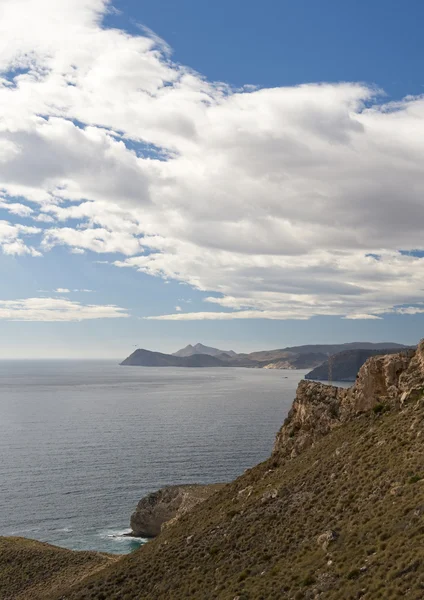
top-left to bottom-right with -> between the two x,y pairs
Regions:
0,537 -> 116,600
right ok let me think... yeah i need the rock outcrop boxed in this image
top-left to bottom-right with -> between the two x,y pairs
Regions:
130,484 -> 224,537
273,345 -> 421,458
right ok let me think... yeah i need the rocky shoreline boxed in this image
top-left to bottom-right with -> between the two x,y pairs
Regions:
129,483 -> 225,538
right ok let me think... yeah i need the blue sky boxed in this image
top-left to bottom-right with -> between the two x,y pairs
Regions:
111,0 -> 424,99
0,0 -> 423,357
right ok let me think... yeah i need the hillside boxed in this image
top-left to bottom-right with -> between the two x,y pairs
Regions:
305,347 -> 411,382
42,342 -> 424,599
0,538 -> 115,600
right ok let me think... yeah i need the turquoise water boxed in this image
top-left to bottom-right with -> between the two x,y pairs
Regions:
0,361 -> 306,554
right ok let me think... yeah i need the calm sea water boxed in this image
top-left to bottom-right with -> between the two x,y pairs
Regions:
0,361 -> 307,554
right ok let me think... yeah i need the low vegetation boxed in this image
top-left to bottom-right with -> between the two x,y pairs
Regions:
0,537 -> 115,600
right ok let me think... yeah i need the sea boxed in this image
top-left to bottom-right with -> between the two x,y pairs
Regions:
0,361 -> 310,554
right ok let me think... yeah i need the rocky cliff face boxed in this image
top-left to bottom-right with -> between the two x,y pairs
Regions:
130,484 -> 224,537
273,345 -> 421,459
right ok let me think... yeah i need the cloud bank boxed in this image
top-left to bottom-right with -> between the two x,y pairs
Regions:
1,0 -> 424,320
0,298 -> 128,321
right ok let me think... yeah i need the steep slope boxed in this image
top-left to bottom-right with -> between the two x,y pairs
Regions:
173,344 -> 237,358
0,538 -> 115,600
53,343 -> 424,600
305,347 -> 411,382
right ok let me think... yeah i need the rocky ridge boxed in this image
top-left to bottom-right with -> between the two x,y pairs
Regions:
274,345 -> 419,459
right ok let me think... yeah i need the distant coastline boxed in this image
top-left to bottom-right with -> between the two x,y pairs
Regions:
121,341 -> 408,371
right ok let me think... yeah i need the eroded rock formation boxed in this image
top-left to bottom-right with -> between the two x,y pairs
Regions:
130,484 -> 224,537
273,344 -> 422,459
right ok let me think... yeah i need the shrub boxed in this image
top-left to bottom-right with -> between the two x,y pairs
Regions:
208,546 -> 219,557
347,568 -> 361,580
238,569 -> 251,581
302,574 -> 316,586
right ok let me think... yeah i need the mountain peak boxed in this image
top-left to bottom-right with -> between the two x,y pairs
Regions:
172,343 -> 237,358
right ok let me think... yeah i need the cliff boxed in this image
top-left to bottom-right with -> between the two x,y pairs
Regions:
305,347 -> 412,382
273,346 -> 419,458
130,484 -> 225,537
5,342 -> 424,600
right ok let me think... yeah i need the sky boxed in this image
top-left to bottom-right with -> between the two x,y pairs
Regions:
1,0 -> 424,358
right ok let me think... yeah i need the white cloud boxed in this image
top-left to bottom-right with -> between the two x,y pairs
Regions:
0,297 -> 128,321
43,225 -> 144,255
0,0 -> 424,320
40,288 -> 94,294
0,220 -> 41,256
175,305 -> 182,312
343,314 -> 384,320
145,310 -> 310,321
0,200 -> 33,217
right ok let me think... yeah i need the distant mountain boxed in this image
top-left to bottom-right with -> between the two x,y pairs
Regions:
121,349 -> 228,367
282,341 -> 407,355
246,342 -> 408,362
121,342 -> 409,370
173,343 -> 237,358
305,347 -> 413,382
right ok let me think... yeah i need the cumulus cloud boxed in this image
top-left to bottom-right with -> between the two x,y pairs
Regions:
1,0 -> 424,320
0,200 -> 33,217
0,297 -> 128,321
0,220 -> 41,256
